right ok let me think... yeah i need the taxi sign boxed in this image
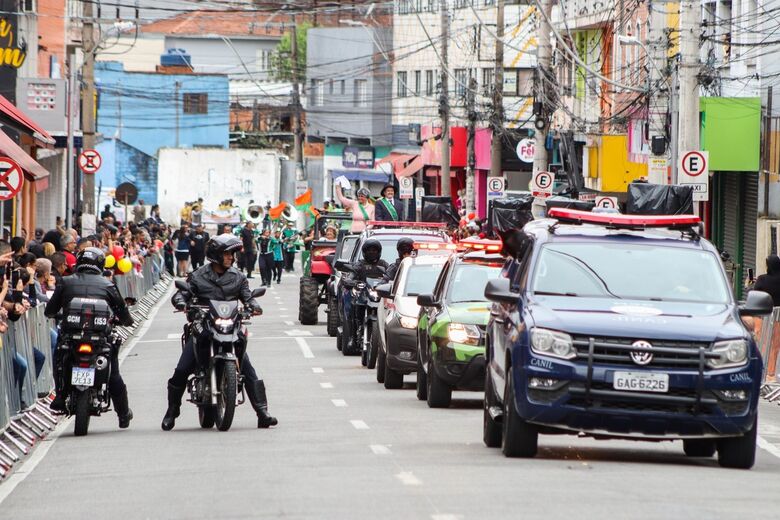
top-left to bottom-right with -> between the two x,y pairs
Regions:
678,150 -> 709,202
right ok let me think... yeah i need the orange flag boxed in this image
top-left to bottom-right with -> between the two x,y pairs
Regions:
294,188 -> 312,209
268,201 -> 288,221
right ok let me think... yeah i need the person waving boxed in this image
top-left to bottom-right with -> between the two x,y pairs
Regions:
334,176 -> 374,232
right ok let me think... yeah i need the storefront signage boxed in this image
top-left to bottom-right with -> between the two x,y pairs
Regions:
516,138 -> 535,163
0,19 -> 26,68
342,146 -> 375,169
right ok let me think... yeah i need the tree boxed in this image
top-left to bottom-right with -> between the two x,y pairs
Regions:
270,22 -> 311,82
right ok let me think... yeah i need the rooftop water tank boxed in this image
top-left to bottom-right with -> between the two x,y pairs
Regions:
161,48 -> 191,67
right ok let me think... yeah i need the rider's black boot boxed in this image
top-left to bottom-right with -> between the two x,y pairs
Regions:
161,383 -> 185,431
246,380 -> 278,428
113,389 -> 133,429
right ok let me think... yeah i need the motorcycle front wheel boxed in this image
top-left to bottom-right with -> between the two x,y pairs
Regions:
198,405 -> 215,428
73,390 -> 91,436
215,361 -> 237,432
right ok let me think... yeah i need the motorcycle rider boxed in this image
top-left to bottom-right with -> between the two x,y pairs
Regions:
383,238 -> 415,282
345,240 -> 389,349
45,247 -> 135,428
162,234 -> 278,430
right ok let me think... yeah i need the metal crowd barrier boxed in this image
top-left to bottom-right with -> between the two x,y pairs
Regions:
0,253 -> 170,479
756,307 -> 780,404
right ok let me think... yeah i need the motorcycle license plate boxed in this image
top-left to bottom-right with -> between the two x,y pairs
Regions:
613,371 -> 668,393
71,367 -> 96,386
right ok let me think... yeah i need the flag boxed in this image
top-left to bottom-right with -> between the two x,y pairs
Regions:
268,201 -> 287,221
294,188 -> 313,210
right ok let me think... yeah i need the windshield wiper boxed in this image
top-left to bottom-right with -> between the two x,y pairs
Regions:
534,291 -> 581,297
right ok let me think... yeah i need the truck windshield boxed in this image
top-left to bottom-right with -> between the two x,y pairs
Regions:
404,264 -> 444,296
447,263 -> 502,303
532,243 -> 730,304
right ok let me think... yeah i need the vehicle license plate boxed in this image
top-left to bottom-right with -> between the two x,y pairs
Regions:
613,371 -> 668,393
71,367 -> 95,386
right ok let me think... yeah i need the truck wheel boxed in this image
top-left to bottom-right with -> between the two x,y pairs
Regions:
683,439 -> 716,458
416,356 -> 427,401
717,419 -> 757,469
336,330 -> 343,351
298,277 -> 320,325
426,361 -> 452,408
367,322 -> 380,369
376,347 -> 386,384
501,369 -> 538,458
326,295 -> 339,337
483,368 -> 502,448
384,363 -> 404,390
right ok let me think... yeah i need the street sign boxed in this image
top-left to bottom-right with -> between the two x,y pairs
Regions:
486,176 -> 505,205
399,177 -> 413,200
595,196 -> 619,209
115,182 -> 138,205
578,192 -> 597,202
78,149 -> 102,174
531,171 -> 553,198
295,180 -> 308,198
415,187 -> 425,210
516,138 -> 535,163
648,156 -> 668,184
0,157 -> 23,201
678,150 -> 709,201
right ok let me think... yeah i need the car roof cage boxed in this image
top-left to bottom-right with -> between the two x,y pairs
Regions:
366,220 -> 447,230
547,208 -> 702,238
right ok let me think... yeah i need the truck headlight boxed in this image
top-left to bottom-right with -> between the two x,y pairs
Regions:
399,315 -> 418,329
531,328 -> 575,360
708,339 -> 748,369
448,323 -> 481,345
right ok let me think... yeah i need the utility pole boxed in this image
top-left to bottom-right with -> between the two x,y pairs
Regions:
490,0 -> 505,179
647,0 -> 670,184
66,55 -> 77,230
290,21 -> 304,181
439,0 -> 451,197
532,0 -> 553,177
466,77 -> 477,213
174,81 -> 180,147
676,0 -> 701,172
764,86 -> 773,216
81,0 -> 96,217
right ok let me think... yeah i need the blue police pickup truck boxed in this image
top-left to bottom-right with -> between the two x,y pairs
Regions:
483,208 -> 773,469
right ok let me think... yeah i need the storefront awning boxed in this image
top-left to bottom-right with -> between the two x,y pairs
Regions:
0,130 -> 50,192
397,155 -> 424,179
376,152 -> 416,173
0,95 -> 55,146
330,169 -> 390,183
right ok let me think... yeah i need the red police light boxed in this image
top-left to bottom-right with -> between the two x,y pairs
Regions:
547,208 -> 700,228
459,237 -> 503,252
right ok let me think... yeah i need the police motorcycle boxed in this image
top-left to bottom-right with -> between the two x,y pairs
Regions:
60,298 -> 120,436
353,275 -> 385,368
174,280 -> 265,431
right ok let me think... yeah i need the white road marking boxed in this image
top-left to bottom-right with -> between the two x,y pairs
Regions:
284,320 -> 294,326
758,436 -> 780,459
166,333 -> 180,339
331,399 -> 347,407
279,315 -> 290,318
395,472 -> 422,486
431,515 -> 461,520
285,329 -> 312,337
137,338 -> 178,344
312,367 -> 324,374
350,420 -> 369,430
279,307 -> 288,311
0,283 -> 173,506
370,444 -> 392,455
296,337 -> 315,359
320,382 -> 334,389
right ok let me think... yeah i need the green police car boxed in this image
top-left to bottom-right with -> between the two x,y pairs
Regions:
415,243 -> 504,408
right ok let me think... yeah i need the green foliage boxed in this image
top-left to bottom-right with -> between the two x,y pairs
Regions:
270,22 -> 311,82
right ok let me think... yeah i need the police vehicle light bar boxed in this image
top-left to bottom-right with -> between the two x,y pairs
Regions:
366,221 -> 447,229
547,208 -> 700,228
459,237 -> 502,252
414,242 -> 459,251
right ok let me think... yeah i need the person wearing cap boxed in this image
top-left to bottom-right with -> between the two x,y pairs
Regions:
374,183 -> 410,223
334,175 -> 374,232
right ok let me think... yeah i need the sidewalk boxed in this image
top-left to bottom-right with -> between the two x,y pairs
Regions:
759,400 -> 780,456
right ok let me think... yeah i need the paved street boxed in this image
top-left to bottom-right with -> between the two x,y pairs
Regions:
2,270 -> 780,519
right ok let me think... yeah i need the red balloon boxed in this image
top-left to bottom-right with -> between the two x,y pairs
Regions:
112,245 -> 125,259
467,212 -> 476,220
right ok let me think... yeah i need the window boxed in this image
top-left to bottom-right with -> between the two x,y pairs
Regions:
455,68 -> 468,99
310,79 -> 323,106
414,70 -> 421,96
256,49 -> 271,72
397,71 -> 408,98
425,70 -> 434,95
339,80 -> 346,95
328,79 -> 334,95
22,0 -> 35,12
482,67 -> 494,96
354,79 -> 368,107
183,93 -> 208,114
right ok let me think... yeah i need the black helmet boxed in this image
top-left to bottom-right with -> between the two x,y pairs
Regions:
76,247 -> 106,274
361,239 -> 382,264
396,237 -> 414,256
206,234 -> 243,264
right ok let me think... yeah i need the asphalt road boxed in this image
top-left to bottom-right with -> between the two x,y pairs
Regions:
2,268 -> 780,519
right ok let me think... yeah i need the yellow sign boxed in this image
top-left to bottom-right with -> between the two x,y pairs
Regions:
0,19 -> 26,68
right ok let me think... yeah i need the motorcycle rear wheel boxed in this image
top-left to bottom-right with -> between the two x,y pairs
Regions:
73,391 -> 91,437
215,362 -> 237,432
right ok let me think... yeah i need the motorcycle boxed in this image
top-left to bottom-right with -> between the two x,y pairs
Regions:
351,277 -> 384,368
175,280 -> 265,431
59,297 -> 120,436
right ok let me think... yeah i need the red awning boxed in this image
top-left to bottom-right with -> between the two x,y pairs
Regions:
377,152 -> 416,173
0,130 -> 50,192
396,155 -> 424,179
0,95 -> 55,146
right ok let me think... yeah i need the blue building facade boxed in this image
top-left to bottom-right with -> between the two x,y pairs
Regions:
94,61 -> 229,203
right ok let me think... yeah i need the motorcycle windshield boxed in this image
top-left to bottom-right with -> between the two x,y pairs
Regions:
208,300 -> 239,320
366,277 -> 383,288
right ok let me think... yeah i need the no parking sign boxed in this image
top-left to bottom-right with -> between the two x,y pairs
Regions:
0,157 -> 23,201
595,196 -> 618,210
532,171 -> 553,198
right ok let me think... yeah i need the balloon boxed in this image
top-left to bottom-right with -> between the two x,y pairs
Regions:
117,258 -> 132,273
467,212 -> 476,220
112,245 -> 125,259
104,254 -> 116,269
